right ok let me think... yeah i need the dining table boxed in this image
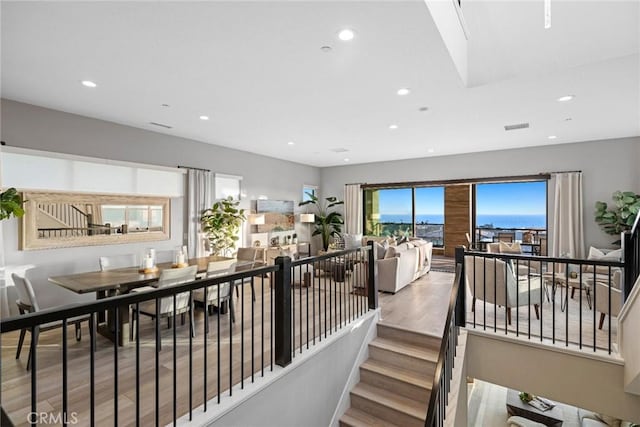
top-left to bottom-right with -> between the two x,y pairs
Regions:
48,256 -> 233,346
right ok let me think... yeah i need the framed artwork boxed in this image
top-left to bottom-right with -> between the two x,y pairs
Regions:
256,200 -> 295,233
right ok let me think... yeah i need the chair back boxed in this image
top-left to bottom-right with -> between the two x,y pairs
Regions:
495,232 -> 515,242
99,254 -> 138,271
486,243 -> 501,253
12,273 -> 40,312
465,256 -> 515,306
539,236 -> 547,256
236,247 -> 258,263
156,265 -> 198,314
202,262 -> 234,302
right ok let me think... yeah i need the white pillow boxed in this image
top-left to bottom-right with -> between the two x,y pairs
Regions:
585,246 -> 622,274
343,233 -> 363,250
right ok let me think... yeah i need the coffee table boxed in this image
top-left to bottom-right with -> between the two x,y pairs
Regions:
506,390 -> 563,426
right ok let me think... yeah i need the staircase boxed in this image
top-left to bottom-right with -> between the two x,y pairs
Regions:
339,323 -> 441,427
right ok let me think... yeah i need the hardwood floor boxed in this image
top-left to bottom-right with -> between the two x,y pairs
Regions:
1,275 -> 372,427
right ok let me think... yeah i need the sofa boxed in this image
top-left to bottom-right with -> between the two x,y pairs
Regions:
508,404 -> 637,427
360,237 -> 433,293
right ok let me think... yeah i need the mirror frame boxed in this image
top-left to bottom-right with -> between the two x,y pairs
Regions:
20,191 -> 171,250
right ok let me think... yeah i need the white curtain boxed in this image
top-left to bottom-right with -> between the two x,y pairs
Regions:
187,169 -> 212,258
551,172 -> 585,258
344,184 -> 362,235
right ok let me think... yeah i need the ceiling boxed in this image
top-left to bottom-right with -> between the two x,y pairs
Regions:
1,1 -> 638,167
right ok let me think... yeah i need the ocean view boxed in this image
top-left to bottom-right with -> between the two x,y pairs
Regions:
379,214 -> 546,229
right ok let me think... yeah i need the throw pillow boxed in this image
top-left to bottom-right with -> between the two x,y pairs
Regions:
384,246 -> 398,259
585,247 -> 622,274
499,241 -> 522,254
373,242 -> 386,260
343,233 -> 363,250
594,413 -> 621,427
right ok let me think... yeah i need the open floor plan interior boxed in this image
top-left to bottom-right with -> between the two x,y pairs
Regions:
1,1 -> 639,426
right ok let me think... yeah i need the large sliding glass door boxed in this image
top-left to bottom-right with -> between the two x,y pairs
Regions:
364,186 -> 445,247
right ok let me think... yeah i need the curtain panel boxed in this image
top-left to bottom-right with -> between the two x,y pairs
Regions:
344,184 -> 363,235
551,172 -> 585,258
186,169 -> 212,258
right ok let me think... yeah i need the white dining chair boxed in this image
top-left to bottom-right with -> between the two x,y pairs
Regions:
12,272 -> 94,370
99,254 -> 138,271
129,265 -> 198,348
193,261 -> 237,330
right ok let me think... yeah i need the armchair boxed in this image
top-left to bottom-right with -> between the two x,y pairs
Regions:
465,256 -> 542,324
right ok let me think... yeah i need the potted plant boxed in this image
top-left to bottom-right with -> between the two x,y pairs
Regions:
595,190 -> 640,243
0,188 -> 25,221
201,196 -> 246,257
299,193 -> 344,251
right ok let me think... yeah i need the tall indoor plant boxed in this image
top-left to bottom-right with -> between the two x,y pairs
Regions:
201,196 -> 246,257
594,190 -> 640,239
299,193 -> 344,251
0,188 -> 25,221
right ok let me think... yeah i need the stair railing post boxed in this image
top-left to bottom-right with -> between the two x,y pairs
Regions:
454,246 -> 466,327
274,256 -> 292,367
622,230 -> 634,303
367,241 -> 378,310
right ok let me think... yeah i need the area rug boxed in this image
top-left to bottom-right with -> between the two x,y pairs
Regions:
430,255 -> 456,273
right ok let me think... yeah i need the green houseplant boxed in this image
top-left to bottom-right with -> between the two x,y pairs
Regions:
201,196 -> 246,257
595,191 -> 640,239
0,188 -> 25,221
299,193 -> 344,251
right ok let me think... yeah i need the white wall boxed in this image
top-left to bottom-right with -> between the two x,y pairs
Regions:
0,99 -> 320,277
466,330 -> 640,423
321,138 -> 640,249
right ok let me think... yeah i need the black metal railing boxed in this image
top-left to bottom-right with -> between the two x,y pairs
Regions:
1,245 -> 377,426
424,247 -> 465,427
622,214 -> 640,300
463,249 -> 626,354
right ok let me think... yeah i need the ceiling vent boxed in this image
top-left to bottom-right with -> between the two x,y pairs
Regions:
149,122 -> 173,129
330,148 -> 350,153
504,122 -> 530,131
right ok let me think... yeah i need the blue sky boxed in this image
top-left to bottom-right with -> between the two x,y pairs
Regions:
376,182 -> 546,215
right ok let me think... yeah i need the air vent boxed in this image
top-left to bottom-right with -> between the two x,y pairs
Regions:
149,122 -> 173,129
330,148 -> 350,153
504,123 -> 529,131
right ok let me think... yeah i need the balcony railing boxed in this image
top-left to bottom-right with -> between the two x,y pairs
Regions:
367,222 -> 444,247
1,245 -> 378,426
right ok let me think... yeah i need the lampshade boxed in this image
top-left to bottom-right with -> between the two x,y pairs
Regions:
249,214 -> 265,225
300,213 -> 315,223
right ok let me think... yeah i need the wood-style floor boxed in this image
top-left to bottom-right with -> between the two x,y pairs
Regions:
1,270 -> 456,427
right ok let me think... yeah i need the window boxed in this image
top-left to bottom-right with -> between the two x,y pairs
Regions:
364,186 -> 444,246
415,187 -> 445,246
302,185 -> 318,201
474,181 -> 547,251
215,173 -> 242,200
102,205 -> 164,232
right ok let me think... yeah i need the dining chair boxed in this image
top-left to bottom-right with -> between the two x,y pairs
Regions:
129,265 -> 198,347
99,253 -> 138,271
12,272 -> 94,370
234,247 -> 259,300
193,261 -> 237,330
495,232 -> 515,242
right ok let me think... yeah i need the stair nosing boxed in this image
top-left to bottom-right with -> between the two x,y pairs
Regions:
377,322 -> 443,341
351,382 -> 426,421
361,359 -> 433,389
370,337 -> 439,362
341,407 -> 401,427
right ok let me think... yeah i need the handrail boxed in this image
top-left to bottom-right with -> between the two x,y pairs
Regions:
464,250 -> 624,268
0,264 -> 279,333
424,257 -> 463,426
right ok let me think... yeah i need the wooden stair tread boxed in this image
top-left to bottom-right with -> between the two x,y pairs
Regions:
370,337 -> 439,362
351,383 -> 427,421
361,359 -> 432,390
340,407 -> 400,427
377,323 -> 442,349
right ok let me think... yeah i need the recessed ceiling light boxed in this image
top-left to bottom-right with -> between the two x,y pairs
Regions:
548,135 -> 557,140
338,29 -> 355,41
81,80 -> 97,88
557,95 -> 574,102
320,46 -> 332,53
287,141 -> 295,146
199,115 -> 209,121
344,158 -> 350,162
389,124 -> 398,130
161,104 -> 170,107
427,148 -> 435,153
419,107 -> 429,112
397,88 -> 411,96
564,117 -> 572,121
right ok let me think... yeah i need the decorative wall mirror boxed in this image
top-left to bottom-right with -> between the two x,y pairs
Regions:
20,191 -> 170,250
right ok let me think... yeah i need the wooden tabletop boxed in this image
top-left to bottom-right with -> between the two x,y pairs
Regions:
49,256 -> 233,294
